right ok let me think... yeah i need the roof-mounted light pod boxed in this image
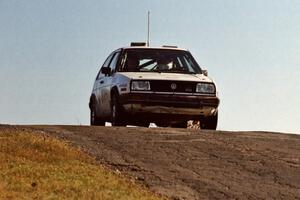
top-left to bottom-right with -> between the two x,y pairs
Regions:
130,42 -> 147,47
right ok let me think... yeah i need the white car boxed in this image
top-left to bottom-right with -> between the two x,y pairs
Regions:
89,43 -> 220,129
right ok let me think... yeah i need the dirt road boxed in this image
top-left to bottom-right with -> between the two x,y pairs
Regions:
3,125 -> 300,199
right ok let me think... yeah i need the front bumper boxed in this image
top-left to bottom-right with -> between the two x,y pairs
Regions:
119,92 -> 219,116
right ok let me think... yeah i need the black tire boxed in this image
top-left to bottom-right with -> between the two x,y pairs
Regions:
90,101 -> 105,126
171,121 -> 187,128
134,122 -> 149,127
111,93 -> 126,126
200,112 -> 218,130
155,122 -> 169,127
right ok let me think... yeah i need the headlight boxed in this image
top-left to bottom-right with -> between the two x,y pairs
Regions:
196,83 -> 215,94
131,81 -> 151,91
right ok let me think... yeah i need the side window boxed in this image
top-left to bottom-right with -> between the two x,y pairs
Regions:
97,53 -> 114,80
109,51 -> 121,73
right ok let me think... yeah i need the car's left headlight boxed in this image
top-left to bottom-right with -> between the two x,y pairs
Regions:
131,81 -> 151,91
196,83 -> 215,94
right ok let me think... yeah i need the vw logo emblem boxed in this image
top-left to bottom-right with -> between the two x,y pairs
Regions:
170,83 -> 177,90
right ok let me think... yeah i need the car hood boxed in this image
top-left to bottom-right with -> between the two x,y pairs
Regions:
118,72 -> 213,83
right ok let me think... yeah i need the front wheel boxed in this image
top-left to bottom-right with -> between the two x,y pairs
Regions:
200,112 -> 218,130
111,93 -> 126,126
90,106 -> 105,126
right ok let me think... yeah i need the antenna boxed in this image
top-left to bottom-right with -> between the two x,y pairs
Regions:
147,11 -> 150,46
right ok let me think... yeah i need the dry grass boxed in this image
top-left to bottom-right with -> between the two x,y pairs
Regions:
0,128 -> 163,200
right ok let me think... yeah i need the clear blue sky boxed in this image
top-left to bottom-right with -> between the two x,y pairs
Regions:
0,0 -> 299,133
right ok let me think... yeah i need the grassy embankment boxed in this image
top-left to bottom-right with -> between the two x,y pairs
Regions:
0,128 -> 162,200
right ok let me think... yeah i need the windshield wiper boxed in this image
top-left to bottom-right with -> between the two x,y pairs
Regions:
151,69 -> 196,74
167,70 -> 196,74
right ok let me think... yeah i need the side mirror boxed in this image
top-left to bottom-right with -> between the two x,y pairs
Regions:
101,67 -> 111,75
202,69 -> 208,76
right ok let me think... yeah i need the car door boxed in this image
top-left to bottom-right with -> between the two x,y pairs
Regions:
100,50 -> 121,116
94,53 -> 114,118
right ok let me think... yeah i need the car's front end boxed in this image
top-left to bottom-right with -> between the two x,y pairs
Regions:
116,72 -> 219,124
109,47 -> 220,128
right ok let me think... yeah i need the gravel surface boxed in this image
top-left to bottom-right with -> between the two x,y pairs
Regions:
2,125 -> 300,200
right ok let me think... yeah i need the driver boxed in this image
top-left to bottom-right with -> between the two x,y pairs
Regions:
156,57 -> 172,71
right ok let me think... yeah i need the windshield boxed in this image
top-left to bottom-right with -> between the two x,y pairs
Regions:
118,49 -> 202,74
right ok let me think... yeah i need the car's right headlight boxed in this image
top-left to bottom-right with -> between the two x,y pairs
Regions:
131,81 -> 151,91
196,83 -> 215,94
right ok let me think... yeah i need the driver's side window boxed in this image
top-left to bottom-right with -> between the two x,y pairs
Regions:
97,53 -> 114,80
109,51 -> 121,74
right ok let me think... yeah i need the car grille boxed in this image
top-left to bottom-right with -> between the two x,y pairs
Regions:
150,80 -> 197,93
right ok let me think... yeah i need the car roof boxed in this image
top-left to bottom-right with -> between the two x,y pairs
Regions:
122,46 -> 189,52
